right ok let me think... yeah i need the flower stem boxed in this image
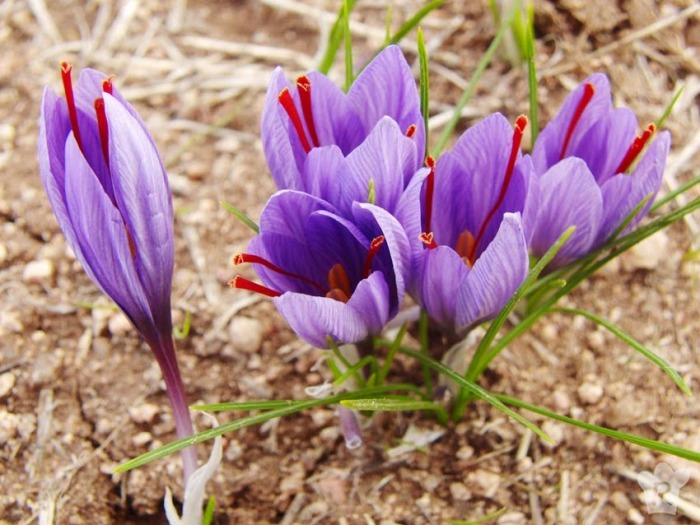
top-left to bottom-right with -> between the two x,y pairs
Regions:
151,337 -> 197,483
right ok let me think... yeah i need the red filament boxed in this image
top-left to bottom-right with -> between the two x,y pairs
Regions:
327,263 -> 351,303
233,252 -> 326,293
296,76 -> 320,148
362,236 -> 385,278
560,82 -> 595,160
94,98 -> 110,168
423,155 -> 436,234
405,124 -> 417,138
229,276 -> 281,298
615,123 -> 656,174
467,115 -> 527,266
278,87 -> 312,153
60,62 -> 83,152
102,76 -> 114,95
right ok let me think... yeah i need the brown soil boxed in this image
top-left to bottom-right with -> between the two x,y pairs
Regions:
2,0 -> 700,524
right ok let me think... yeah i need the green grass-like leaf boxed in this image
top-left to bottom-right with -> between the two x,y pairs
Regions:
525,3 -> 539,145
116,385 -> 425,472
173,310 -> 191,340
433,0 -> 521,155
343,0 -> 354,92
656,84 -> 685,130
398,347 -> 551,443
341,397 -> 445,413
418,27 -> 430,154
555,307 -> 691,395
388,0 -> 444,46
202,496 -> 216,525
651,173 -> 700,212
452,507 -> 506,525
495,393 -> 700,462
317,0 -> 358,74
220,201 -> 259,234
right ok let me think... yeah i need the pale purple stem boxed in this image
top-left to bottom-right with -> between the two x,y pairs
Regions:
151,336 -> 197,483
337,406 -> 362,449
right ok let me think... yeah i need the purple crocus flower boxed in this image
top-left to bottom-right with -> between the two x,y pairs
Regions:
229,190 -> 411,348
38,64 -> 196,480
530,73 -> 671,266
261,45 -> 424,211
397,113 -> 537,335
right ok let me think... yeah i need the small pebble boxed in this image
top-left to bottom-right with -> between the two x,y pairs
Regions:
552,389 -> 571,412
497,511 -> 527,525
610,490 -> 631,511
456,445 -> 474,460
108,312 -> 132,337
317,476 -> 349,504
128,403 -> 160,424
466,469 -> 500,498
577,381 -> 604,404
449,482 -> 471,501
0,244 -> 8,264
0,372 -> 16,397
627,508 -> 644,524
226,316 -> 263,354
22,259 -> 55,283
132,431 -> 152,447
541,420 -> 566,448
621,231 -> 669,271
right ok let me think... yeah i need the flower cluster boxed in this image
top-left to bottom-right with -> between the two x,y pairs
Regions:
230,46 -> 670,347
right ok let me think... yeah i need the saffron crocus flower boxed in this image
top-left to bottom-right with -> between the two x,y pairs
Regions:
261,45 -> 424,208
397,113 -> 537,335
38,64 -> 196,480
530,73 -> 671,266
229,190 -> 411,349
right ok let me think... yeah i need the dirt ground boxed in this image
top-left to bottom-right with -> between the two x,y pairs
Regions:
2,0 -> 700,523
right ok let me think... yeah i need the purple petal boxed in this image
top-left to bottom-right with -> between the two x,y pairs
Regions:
261,68 -> 305,189
456,213 -> 528,331
414,246 -> 471,330
302,146 -> 349,212
533,74 -> 612,173
572,107 -> 637,184
346,271 -> 391,335
104,94 -> 174,325
258,190 -> 337,240
348,46 -> 425,161
531,157 -> 603,264
273,292 -> 369,348
598,131 -> 670,244
343,117 -> 418,214
63,136 -> 157,341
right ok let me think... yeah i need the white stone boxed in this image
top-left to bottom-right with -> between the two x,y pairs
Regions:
108,312 -> 132,337
577,381 -> 604,404
0,373 -> 16,397
456,444 -> 475,460
132,431 -> 153,447
22,259 -> 54,283
128,403 -> 160,424
227,316 -> 263,354
497,511 -> 527,524
449,482 -> 471,501
541,420 -> 566,448
466,469 -> 501,498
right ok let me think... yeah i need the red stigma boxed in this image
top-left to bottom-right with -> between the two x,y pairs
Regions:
362,236 -> 385,278
60,62 -> 83,152
234,252 -> 326,293
94,98 -> 110,168
615,123 -> 656,174
405,124 -> 417,138
468,115 -> 527,265
296,76 -> 320,149
102,76 -> 114,95
424,155 -> 436,234
278,87 -> 312,153
420,232 -> 437,250
560,82 -> 595,160
229,276 -> 281,298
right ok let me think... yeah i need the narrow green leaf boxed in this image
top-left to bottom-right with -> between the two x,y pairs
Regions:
656,84 -> 684,130
651,173 -> 700,212
463,226 -> 575,389
419,309 -> 433,398
341,398 -> 444,413
388,0 -> 444,45
343,0 -> 354,92
495,393 -> 700,462
417,27 -> 430,154
220,201 -> 259,233
452,507 -> 506,525
317,0 -> 358,74
434,0 -> 521,155
191,399 -> 303,411
173,310 -> 191,340
384,3 -> 392,45
556,307 -> 691,395
116,385 -> 424,472
525,3 -> 539,145
603,193 -> 653,247
399,347 -> 551,442
202,496 -> 216,525
376,323 -> 407,385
